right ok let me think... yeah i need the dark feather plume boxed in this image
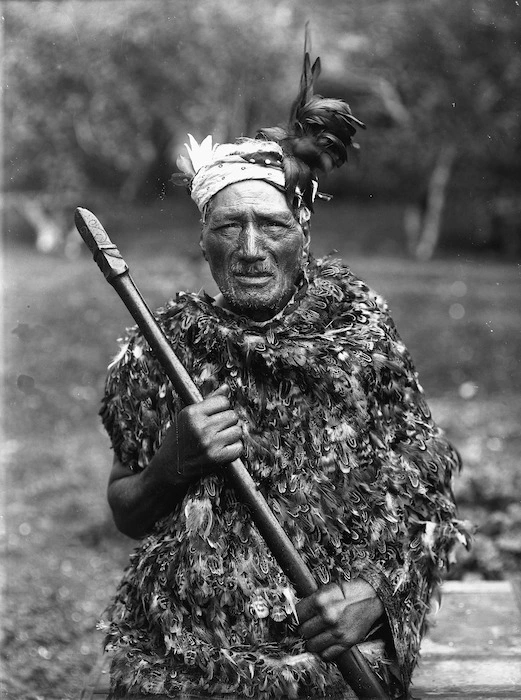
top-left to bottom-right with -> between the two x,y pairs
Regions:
257,27 -> 365,209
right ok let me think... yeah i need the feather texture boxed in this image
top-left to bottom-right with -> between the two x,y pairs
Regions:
99,258 -> 469,699
257,30 -> 365,209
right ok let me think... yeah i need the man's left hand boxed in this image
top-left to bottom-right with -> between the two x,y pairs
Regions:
296,578 -> 384,661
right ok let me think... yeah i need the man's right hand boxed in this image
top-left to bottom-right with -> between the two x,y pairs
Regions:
165,383 -> 244,483
107,384 -> 243,539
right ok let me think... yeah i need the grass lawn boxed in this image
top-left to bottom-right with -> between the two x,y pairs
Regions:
2,200 -> 521,698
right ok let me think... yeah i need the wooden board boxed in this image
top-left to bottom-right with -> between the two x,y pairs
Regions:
411,579 -> 521,699
82,580 -> 521,699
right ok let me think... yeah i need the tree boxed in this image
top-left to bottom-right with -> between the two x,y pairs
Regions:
5,0 -> 521,257
349,0 -> 521,257
3,0 -> 300,199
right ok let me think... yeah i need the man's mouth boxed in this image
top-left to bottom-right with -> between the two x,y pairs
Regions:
234,273 -> 273,285
233,269 -> 274,284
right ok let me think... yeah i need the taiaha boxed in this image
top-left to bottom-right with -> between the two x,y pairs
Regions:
74,206 -> 388,699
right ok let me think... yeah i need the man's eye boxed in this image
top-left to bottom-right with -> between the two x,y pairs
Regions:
214,223 -> 240,233
263,220 -> 286,231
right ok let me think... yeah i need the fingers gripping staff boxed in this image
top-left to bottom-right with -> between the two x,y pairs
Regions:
173,383 -> 244,482
74,206 -> 388,700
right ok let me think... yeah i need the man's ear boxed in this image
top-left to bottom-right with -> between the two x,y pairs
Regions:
302,222 -> 311,261
199,230 -> 208,260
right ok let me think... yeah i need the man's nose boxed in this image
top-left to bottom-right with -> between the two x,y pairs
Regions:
238,224 -> 266,261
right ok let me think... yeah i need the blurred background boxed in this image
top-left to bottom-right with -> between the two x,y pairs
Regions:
2,0 -> 520,696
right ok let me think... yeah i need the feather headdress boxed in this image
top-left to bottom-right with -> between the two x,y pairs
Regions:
172,28 -> 365,215
257,29 -> 365,210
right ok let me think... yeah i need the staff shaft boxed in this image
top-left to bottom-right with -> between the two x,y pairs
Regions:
75,207 -> 388,699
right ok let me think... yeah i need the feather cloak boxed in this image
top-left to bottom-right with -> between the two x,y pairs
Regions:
100,257 -> 468,699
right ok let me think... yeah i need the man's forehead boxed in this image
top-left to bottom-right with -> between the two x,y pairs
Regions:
209,203 -> 294,222
209,180 -> 291,215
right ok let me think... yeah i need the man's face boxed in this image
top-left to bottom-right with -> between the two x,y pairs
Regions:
200,180 -> 309,322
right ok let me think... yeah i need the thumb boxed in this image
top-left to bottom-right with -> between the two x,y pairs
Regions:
209,383 -> 231,398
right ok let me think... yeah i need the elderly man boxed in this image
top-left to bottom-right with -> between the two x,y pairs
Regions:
99,57 -> 467,700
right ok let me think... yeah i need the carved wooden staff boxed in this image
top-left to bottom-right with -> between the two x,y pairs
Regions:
75,207 -> 388,700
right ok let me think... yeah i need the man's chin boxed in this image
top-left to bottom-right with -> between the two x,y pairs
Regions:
223,292 -> 281,321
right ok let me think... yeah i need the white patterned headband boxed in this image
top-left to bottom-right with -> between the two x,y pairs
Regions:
173,135 -> 316,223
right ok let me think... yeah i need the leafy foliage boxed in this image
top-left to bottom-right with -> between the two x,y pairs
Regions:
4,0 -> 296,199
5,0 -> 521,210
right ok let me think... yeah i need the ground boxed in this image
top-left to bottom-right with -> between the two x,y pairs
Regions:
2,198 -> 520,698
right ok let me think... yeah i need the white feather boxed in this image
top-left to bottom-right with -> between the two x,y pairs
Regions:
185,133 -> 214,174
